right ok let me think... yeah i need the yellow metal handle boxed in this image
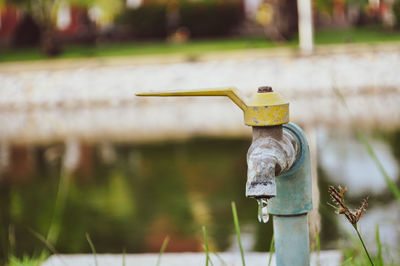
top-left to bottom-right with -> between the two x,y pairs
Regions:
136,87 -> 289,126
136,88 -> 248,112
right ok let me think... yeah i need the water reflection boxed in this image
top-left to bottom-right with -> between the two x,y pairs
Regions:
0,129 -> 399,262
318,129 -> 399,195
0,138 -> 274,261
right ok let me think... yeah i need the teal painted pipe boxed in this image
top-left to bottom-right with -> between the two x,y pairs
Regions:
269,122 -> 312,266
268,122 -> 313,215
273,215 -> 310,266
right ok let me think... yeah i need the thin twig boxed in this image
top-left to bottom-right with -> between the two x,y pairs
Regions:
354,225 -> 374,266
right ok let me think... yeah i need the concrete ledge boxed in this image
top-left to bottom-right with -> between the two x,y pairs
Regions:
42,251 -> 342,266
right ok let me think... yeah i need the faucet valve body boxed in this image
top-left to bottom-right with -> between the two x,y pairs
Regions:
246,125 -> 298,198
247,122 -> 313,266
246,122 -> 312,215
267,122 -> 313,215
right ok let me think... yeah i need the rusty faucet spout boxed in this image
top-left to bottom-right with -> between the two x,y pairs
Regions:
246,125 -> 298,199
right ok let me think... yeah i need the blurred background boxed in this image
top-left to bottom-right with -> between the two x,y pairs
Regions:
0,0 -> 400,265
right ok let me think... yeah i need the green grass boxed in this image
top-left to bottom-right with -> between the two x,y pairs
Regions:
202,226 -> 212,266
156,236 -> 169,266
231,201 -> 246,266
0,37 -> 281,63
2,25 -> 400,63
267,234 -> 274,266
340,228 -> 395,266
376,226 -> 383,266
85,233 -> 98,266
9,253 -> 47,266
314,25 -> 400,45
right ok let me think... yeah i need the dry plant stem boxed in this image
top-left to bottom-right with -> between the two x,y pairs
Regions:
328,185 -> 374,266
353,225 -> 374,266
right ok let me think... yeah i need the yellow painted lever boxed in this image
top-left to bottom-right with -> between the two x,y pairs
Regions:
136,88 -> 247,112
136,87 -> 289,126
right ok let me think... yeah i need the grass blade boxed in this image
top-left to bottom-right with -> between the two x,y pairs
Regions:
376,225 -> 383,266
356,130 -> 400,202
212,251 -> 227,266
46,166 -> 71,245
156,236 -> 169,266
27,227 -> 59,256
315,230 -> 321,266
26,227 -> 67,266
333,86 -> 400,203
342,256 -> 354,266
122,248 -> 126,266
85,233 -> 98,266
231,201 -> 246,266
354,226 -> 374,266
202,226 -> 210,266
9,253 -> 48,266
267,234 -> 274,266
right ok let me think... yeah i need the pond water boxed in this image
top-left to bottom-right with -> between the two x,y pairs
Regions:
0,128 -> 399,262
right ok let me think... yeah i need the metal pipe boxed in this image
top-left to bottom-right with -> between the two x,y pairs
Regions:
247,122 -> 313,266
273,214 -> 310,266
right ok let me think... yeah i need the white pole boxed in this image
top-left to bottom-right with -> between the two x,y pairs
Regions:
297,0 -> 314,54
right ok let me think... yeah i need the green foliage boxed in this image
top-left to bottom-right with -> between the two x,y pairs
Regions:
117,3 -> 168,38
117,0 -> 243,39
314,0 -> 335,16
9,253 -> 47,266
314,0 -> 368,16
179,0 -> 243,37
393,1 -> 400,27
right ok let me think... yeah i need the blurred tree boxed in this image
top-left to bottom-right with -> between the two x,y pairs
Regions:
5,0 -> 65,55
12,12 -> 41,47
255,0 -> 298,41
4,0 -> 123,56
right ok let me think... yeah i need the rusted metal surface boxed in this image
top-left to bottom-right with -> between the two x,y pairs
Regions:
246,125 -> 298,198
257,86 -> 273,93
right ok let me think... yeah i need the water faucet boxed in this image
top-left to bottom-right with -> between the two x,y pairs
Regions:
136,86 -> 313,266
246,125 -> 298,199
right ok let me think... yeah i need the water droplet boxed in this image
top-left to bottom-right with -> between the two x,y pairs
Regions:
257,198 -> 269,223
